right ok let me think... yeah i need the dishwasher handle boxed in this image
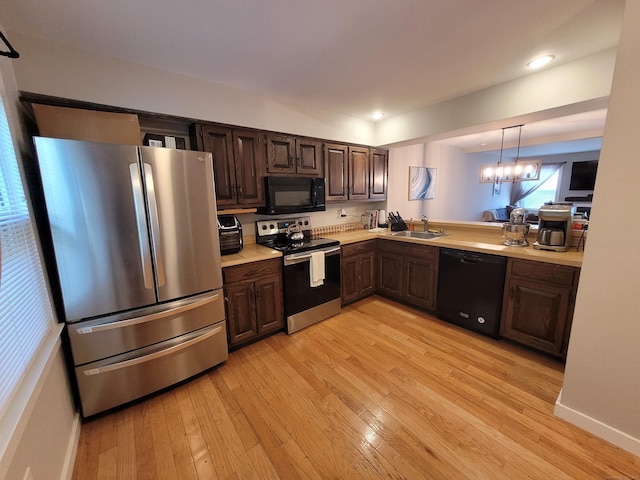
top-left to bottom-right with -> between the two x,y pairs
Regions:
459,256 -> 479,264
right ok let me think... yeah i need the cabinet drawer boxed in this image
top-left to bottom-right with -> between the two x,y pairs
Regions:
377,238 -> 404,253
224,258 -> 281,284
342,240 -> 375,257
510,259 -> 578,286
76,321 -> 227,416
406,243 -> 437,260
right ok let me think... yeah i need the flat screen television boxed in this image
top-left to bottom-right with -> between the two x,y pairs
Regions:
569,160 -> 598,191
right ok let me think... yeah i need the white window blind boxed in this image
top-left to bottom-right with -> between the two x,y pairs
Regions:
0,97 -> 55,421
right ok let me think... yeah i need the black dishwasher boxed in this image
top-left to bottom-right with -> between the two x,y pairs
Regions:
436,248 -> 507,338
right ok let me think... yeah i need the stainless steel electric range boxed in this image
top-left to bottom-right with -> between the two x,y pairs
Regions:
256,216 -> 341,333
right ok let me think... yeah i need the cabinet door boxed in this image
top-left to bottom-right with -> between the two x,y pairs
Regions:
358,252 -> 376,297
341,254 -> 360,304
296,138 -> 323,176
266,134 -> 295,173
369,148 -> 388,199
195,124 -> 236,207
501,277 -> 573,357
255,274 -> 284,334
232,129 -> 266,206
225,282 -> 258,347
403,252 -> 437,310
324,143 -> 349,201
377,251 -> 403,299
349,146 -> 370,200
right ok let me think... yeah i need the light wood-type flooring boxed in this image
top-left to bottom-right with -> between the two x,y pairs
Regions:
72,296 -> 640,479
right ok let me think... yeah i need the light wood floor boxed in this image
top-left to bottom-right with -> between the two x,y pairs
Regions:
72,296 -> 640,479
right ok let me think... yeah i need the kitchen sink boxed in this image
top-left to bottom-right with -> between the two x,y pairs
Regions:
391,230 -> 445,240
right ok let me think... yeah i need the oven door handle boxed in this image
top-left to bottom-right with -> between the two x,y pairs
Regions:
284,246 -> 341,266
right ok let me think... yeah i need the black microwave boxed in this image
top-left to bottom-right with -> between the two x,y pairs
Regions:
258,176 -> 326,215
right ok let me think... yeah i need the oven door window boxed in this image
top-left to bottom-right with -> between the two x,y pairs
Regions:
283,253 -> 340,316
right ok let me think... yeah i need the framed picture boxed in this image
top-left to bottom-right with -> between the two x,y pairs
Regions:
409,167 -> 436,200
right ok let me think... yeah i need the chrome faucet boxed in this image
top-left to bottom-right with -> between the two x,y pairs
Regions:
421,215 -> 429,232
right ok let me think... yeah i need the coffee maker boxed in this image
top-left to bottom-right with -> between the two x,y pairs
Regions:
533,203 -> 575,252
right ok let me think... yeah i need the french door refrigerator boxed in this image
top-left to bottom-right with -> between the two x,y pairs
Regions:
33,137 -> 227,416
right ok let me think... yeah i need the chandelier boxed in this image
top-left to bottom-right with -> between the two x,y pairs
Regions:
479,125 -> 542,183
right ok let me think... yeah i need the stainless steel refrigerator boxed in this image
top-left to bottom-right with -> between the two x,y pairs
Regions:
33,137 -> 228,417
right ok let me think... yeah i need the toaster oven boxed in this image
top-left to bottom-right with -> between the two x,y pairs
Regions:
217,214 -> 243,255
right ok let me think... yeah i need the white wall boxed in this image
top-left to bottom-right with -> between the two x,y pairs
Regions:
10,33 -> 375,146
386,144 -> 425,221
555,0 -> 640,455
376,49 -> 616,146
3,344 -> 79,480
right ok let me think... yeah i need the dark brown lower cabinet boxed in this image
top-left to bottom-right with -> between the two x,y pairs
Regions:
223,258 -> 284,349
376,239 -> 438,311
341,240 -> 375,305
500,258 -> 580,359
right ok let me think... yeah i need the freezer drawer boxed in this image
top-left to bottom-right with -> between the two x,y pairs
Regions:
75,321 -> 228,417
68,290 -> 225,365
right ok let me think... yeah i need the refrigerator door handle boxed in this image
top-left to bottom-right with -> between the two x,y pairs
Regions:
129,163 -> 154,290
81,324 -> 224,376
143,162 -> 166,287
76,292 -> 221,334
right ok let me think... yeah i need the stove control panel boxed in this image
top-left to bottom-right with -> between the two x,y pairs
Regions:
256,216 -> 311,238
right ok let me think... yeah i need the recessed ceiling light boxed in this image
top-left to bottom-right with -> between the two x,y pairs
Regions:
527,55 -> 555,69
370,111 -> 385,120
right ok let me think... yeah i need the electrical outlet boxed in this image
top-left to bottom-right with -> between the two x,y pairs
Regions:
339,208 -> 347,217
23,467 -> 34,480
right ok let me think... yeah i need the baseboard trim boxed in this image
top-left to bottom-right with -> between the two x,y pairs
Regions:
60,412 -> 81,480
555,389 -> 640,456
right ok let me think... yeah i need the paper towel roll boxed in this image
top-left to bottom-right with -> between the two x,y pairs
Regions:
378,210 -> 387,227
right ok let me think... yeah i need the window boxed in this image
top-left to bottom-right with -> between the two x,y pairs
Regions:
520,170 -> 560,211
0,96 -> 55,421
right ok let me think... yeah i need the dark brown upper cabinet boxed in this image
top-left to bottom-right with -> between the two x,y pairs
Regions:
191,124 -> 266,208
324,143 -> 388,202
266,134 -> 323,176
369,148 -> 388,200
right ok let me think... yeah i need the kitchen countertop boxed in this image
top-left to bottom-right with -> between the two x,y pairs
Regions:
332,220 -> 584,268
221,220 -> 584,269
220,242 -> 282,268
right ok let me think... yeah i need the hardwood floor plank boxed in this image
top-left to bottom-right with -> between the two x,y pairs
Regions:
115,406 -> 136,480
131,401 -> 157,480
186,377 -> 235,479
161,391 -> 199,480
72,296 -> 640,480
146,395 -> 179,480
71,418 -> 101,480
173,383 -> 218,480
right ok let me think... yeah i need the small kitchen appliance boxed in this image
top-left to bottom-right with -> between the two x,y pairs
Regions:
534,203 -> 575,252
218,214 -> 243,255
258,176 -> 326,215
501,207 -> 530,246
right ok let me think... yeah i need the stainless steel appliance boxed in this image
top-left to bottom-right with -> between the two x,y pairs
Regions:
255,216 -> 340,333
437,248 -> 507,338
218,214 -> 243,255
32,137 -> 227,417
258,176 -> 326,215
534,203 -> 575,252
500,207 -> 530,246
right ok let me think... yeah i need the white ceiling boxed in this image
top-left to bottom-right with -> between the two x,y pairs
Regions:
2,0 -> 624,150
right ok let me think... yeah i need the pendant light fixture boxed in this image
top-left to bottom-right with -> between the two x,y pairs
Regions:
479,124 -> 542,183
